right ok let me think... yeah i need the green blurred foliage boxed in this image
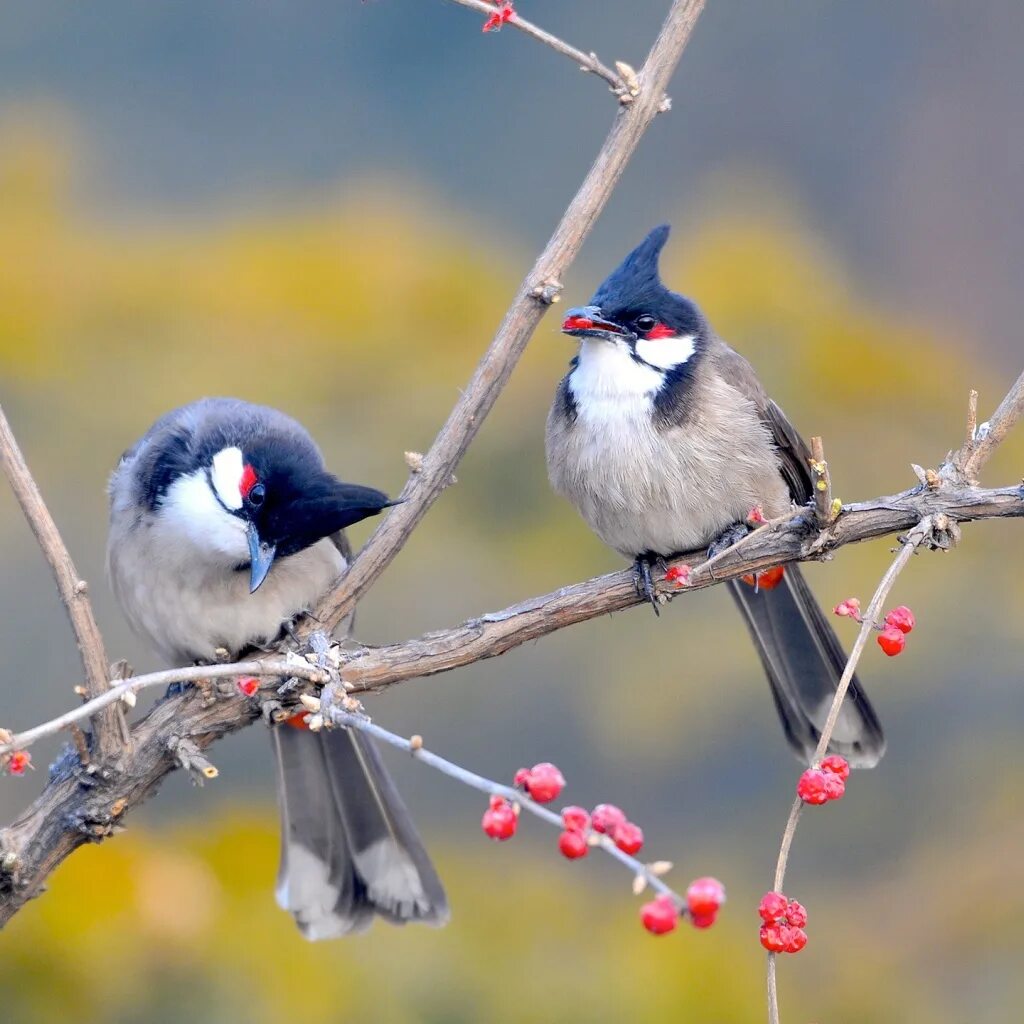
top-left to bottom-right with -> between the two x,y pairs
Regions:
2,126 -> 1023,1023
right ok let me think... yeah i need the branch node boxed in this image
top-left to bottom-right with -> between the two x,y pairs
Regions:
167,736 -> 219,785
530,278 -> 563,305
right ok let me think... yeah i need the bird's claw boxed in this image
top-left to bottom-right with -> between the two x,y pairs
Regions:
707,522 -> 751,561
632,553 -> 664,615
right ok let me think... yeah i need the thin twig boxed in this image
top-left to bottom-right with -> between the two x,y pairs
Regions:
809,436 -> 833,527
766,517 -> 935,1024
0,404 -> 121,761
308,0 -> 707,638
956,369 -> 1024,481
322,700 -> 684,905
0,660 -> 327,757
447,0 -> 631,97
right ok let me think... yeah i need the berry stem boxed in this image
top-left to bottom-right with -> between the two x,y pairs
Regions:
766,516 -> 935,1024
324,701 -> 685,907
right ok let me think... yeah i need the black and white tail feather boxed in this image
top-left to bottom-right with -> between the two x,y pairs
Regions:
729,565 -> 885,768
273,725 -> 449,940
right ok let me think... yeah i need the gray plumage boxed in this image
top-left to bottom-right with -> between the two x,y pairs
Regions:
546,226 -> 884,768
108,397 -> 448,937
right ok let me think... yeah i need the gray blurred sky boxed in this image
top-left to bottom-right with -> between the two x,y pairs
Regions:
1,0 -> 1022,368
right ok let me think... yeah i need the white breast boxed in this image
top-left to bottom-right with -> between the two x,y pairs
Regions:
548,342 -> 791,558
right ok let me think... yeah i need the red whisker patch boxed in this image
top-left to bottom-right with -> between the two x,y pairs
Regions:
646,323 -> 676,339
240,463 -> 259,499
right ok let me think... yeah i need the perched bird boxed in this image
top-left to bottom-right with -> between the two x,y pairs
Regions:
108,397 -> 448,938
545,226 -> 885,767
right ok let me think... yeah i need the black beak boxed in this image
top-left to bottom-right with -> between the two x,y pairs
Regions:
246,521 -> 276,594
560,305 -> 632,341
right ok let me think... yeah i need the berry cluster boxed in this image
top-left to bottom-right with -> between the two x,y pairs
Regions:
796,754 -> 850,806
479,761 -> 725,936
833,598 -> 917,657
758,892 -> 808,954
641,876 -> 726,936
554,802 -> 645,859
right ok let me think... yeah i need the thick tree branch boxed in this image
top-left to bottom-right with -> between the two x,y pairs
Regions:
309,0 -> 707,637
0,405 -> 121,761
336,478 -> 1022,693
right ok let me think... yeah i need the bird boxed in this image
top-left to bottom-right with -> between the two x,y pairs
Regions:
107,397 -> 448,938
545,225 -> 885,768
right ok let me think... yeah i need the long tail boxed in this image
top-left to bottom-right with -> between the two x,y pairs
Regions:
272,723 -> 449,940
728,565 -> 886,768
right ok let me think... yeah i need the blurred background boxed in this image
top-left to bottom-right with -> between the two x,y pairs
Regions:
1,2 -> 1023,1021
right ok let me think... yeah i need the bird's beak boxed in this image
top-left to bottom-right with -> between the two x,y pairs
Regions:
560,305 -> 631,341
246,521 -> 276,594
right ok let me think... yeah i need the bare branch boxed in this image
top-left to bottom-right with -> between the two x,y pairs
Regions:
446,0 -> 632,99
0,404 -> 121,761
337,479 -> 1021,693
309,0 -> 707,637
954,369 -> 1024,482
0,659 -> 328,758
766,517 -> 935,1024
808,436 -> 833,527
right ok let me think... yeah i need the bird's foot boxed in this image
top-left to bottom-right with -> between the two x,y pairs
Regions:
632,552 -> 668,615
706,522 -> 751,561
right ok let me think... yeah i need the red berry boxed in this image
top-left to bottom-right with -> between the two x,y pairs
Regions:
756,566 -> 785,590
833,597 -> 862,618
747,505 -> 767,525
558,830 -> 589,860
822,772 -> 846,801
513,767 -> 530,787
690,911 -> 718,929
797,768 -> 831,805
760,922 -> 787,953
785,900 -> 807,929
591,803 -> 627,834
819,754 -> 850,781
520,762 -> 566,803
885,605 -> 916,634
664,564 -> 691,587
236,676 -> 260,698
782,926 -> 808,954
7,750 -> 32,776
481,798 -> 517,840
640,895 -> 679,935
561,805 -> 590,832
877,626 -> 906,656
758,891 -> 789,924
482,2 -> 514,32
686,876 -> 726,917
612,820 -> 644,855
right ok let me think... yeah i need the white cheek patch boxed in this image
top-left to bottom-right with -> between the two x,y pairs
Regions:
634,333 -> 696,370
160,468 -> 249,563
211,446 -> 245,511
569,339 -> 662,401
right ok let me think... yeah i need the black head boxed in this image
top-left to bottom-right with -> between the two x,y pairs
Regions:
560,225 -> 705,373
235,433 -> 394,590
144,399 -> 394,592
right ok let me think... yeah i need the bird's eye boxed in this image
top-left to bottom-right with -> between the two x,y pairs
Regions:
636,315 -> 657,332
247,483 -> 266,508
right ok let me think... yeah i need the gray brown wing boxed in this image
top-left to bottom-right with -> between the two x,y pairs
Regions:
713,342 -> 813,503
